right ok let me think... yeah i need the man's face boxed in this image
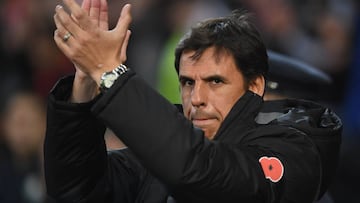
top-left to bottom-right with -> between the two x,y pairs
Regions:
179,47 -> 247,140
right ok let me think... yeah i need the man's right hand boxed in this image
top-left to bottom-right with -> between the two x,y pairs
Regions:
54,0 -> 132,91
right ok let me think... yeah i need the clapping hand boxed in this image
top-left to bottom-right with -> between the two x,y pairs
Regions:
54,0 -> 132,87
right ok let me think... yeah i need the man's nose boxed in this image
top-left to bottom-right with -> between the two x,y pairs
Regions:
191,83 -> 206,107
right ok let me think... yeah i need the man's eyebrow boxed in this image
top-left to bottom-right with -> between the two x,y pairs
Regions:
178,75 -> 193,81
203,75 -> 228,82
179,74 -> 228,82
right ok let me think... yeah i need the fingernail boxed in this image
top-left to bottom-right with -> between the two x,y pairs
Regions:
56,5 -> 63,10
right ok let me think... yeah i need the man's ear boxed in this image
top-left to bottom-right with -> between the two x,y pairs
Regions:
249,76 -> 265,96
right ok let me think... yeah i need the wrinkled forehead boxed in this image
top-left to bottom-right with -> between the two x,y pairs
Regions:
180,46 -> 234,66
179,47 -> 243,79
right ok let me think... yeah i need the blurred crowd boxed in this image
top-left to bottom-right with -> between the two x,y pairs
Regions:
0,0 -> 358,202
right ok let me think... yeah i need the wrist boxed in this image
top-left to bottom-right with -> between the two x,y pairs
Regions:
70,73 -> 99,103
91,62 -> 122,86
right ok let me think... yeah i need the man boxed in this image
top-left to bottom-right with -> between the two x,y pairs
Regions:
263,51 -> 337,203
264,50 -> 332,101
45,0 -> 342,202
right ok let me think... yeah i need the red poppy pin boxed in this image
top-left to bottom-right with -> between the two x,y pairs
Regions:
259,156 -> 284,183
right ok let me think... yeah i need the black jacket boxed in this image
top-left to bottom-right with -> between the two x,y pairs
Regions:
44,71 -> 342,203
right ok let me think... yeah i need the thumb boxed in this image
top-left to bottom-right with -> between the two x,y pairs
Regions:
120,30 -> 131,63
115,4 -> 132,34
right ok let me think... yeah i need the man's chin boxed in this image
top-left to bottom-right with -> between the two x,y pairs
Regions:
201,129 -> 217,140
192,121 -> 218,140
204,132 -> 216,140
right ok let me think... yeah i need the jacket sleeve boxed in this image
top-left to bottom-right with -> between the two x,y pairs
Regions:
91,71 -> 270,202
44,76 -> 110,202
44,76 -> 162,203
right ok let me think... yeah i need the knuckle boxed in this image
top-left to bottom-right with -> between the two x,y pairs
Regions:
72,10 -> 85,20
62,17 -> 71,27
78,35 -> 89,46
67,49 -> 75,58
71,43 -> 80,54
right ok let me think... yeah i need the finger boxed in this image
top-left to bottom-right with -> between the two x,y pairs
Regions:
99,0 -> 109,30
55,5 -> 83,39
63,0 -> 92,31
54,12 -> 76,46
54,29 -> 73,58
89,0 -> 100,26
81,0 -> 91,14
71,0 -> 90,25
120,30 -> 131,62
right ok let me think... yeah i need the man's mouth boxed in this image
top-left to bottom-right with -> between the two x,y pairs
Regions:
192,118 -> 216,127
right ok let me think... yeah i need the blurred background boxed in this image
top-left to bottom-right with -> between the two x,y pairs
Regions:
0,0 -> 358,202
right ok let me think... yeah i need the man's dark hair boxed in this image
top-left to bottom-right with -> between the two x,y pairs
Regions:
174,10 -> 268,86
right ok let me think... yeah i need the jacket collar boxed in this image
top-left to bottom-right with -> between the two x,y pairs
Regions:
214,91 -> 263,141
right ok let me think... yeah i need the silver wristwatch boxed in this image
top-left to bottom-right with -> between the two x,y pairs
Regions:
100,64 -> 129,92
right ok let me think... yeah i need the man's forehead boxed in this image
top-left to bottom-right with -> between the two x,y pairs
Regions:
179,51 -> 241,81
179,47 -> 233,68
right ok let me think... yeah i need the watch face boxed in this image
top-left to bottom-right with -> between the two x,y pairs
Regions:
102,72 -> 118,88
104,78 -> 114,88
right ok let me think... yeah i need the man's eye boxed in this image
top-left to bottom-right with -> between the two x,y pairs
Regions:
211,78 -> 223,84
185,80 -> 194,86
180,79 -> 194,86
